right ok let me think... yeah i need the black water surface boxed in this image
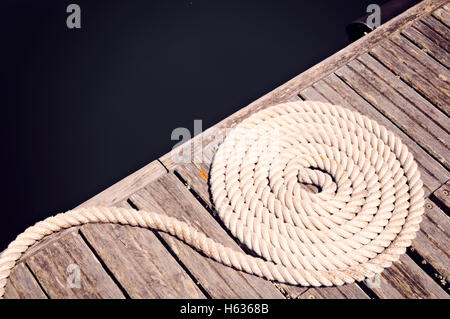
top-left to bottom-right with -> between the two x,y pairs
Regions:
0,0 -> 389,249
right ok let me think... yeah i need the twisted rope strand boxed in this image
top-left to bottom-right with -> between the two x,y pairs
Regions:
0,101 -> 424,298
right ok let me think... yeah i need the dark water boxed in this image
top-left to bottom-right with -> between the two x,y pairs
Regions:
0,0 -> 388,250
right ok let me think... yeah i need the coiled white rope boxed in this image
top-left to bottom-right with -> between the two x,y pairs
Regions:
0,101 -> 424,298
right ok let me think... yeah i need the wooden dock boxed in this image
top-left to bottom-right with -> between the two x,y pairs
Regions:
3,0 -> 449,299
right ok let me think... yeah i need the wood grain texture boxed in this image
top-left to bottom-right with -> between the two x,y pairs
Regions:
370,34 -> 450,114
431,180 -> 450,208
421,13 -> 450,40
78,160 -> 167,208
17,227 -> 80,265
402,19 -> 450,67
335,54 -> 449,169
368,254 -> 448,299
299,73 -> 449,196
432,3 -> 450,27
129,173 -> 285,299
25,231 -> 125,299
79,201 -> 205,299
412,198 -> 450,283
299,284 -> 370,299
3,263 -> 47,299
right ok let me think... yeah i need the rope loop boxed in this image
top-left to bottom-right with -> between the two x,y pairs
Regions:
0,101 -> 424,298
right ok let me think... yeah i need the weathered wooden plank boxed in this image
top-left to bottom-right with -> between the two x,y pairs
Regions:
25,231 -> 125,299
160,0 -> 447,171
80,201 -> 205,299
421,14 -> 450,40
299,73 -> 449,196
177,164 -> 214,208
431,180 -> 450,208
432,3 -> 450,27
367,254 -> 448,299
78,160 -> 167,208
390,32 -> 449,89
402,21 -> 450,67
16,228 -> 80,266
3,263 -> 47,299
370,35 -> 450,114
299,284 -> 370,299
335,55 -> 449,169
412,198 -> 450,283
129,173 -> 285,299
356,52 -> 448,129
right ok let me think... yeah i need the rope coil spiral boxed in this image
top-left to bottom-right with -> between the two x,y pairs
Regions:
0,101 -> 424,298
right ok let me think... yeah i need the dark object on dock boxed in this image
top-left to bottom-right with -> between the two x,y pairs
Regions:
346,0 -> 421,42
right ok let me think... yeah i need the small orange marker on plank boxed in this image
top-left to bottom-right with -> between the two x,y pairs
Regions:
199,169 -> 209,180
436,41 -> 440,47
